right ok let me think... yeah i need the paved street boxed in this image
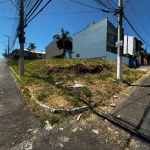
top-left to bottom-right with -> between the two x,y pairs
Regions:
0,58 -> 51,150
0,58 -> 150,150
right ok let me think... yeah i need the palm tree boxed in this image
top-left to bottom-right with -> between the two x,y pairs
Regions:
28,42 -> 36,50
53,28 -> 72,57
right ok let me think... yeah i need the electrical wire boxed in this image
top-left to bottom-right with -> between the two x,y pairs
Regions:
94,0 -> 114,11
25,0 -> 52,25
25,0 -> 42,22
40,10 -> 100,15
123,0 -> 130,8
70,0 -> 103,11
124,14 -> 150,48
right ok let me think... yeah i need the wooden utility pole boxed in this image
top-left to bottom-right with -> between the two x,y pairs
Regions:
18,0 -> 25,76
117,0 -> 123,80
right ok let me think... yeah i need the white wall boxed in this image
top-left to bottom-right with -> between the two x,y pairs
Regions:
124,36 -> 136,55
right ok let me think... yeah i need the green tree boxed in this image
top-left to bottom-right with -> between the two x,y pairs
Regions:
28,42 -> 36,50
53,28 -> 72,57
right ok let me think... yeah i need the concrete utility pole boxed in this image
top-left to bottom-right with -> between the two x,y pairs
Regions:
18,0 -> 25,76
117,0 -> 123,80
126,34 -> 128,57
4,35 -> 10,60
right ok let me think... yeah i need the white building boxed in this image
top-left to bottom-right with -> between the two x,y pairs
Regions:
123,35 -> 143,55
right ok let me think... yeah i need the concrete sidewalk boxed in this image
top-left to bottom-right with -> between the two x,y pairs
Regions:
97,67 -> 150,141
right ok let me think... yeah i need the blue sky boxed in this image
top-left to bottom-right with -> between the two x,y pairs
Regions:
0,0 -> 150,58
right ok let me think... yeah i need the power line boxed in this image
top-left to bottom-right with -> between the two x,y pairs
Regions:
40,10 -> 100,15
94,0 -> 114,10
25,0 -> 42,22
123,0 -> 130,8
9,0 -> 19,10
124,14 -> 150,48
26,0 -> 52,25
0,0 -> 9,4
70,0 -> 103,11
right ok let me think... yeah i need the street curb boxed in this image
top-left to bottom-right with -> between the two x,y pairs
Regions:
9,67 -> 20,80
36,100 -> 96,115
93,108 -> 150,142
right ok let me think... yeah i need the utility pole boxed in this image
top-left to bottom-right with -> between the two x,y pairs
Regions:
117,0 -> 123,80
4,35 -> 10,60
126,34 -> 128,57
18,0 -> 25,76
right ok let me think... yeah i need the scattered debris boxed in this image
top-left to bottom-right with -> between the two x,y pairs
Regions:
32,128 -> 39,134
116,131 -> 119,134
117,115 -> 120,118
90,102 -> 97,108
69,84 -> 84,88
93,129 -> 99,134
0,105 -> 2,107
45,120 -> 53,131
105,119 -> 108,122
64,137 -> 70,142
74,80 -> 81,83
113,79 -> 116,82
77,114 -> 82,122
59,128 -> 64,131
79,127 -> 83,131
71,127 -> 78,132
27,129 -> 34,132
1,92 -> 3,94
106,139 -> 108,142
59,143 -> 64,148
111,100 -> 114,103
113,95 -> 117,98
110,103 -> 116,107
105,112 -> 108,115
108,127 -> 112,131
55,81 -> 62,85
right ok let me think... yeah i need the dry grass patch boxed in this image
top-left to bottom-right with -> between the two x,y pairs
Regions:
8,58 -> 145,126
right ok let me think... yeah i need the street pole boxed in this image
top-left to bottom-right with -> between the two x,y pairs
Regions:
117,0 -> 123,80
126,34 -> 128,57
18,0 -> 25,76
4,35 -> 10,60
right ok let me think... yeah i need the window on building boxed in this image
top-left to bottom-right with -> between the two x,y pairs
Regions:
107,34 -> 114,43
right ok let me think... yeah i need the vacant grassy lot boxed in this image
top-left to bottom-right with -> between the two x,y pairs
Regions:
8,58 -> 144,126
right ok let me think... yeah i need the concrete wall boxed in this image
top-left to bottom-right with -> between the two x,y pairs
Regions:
106,51 -> 129,66
72,18 -> 108,58
46,39 -> 63,58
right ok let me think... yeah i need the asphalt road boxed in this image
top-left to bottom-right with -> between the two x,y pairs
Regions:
0,58 -> 150,150
0,58 -> 51,150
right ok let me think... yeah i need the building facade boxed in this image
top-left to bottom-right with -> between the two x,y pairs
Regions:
72,18 -> 117,58
123,35 -> 143,66
11,49 -> 46,59
46,39 -> 72,58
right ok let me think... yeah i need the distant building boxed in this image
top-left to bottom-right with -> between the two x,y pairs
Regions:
123,35 -> 143,55
46,39 -> 72,58
123,35 -> 143,66
11,49 -> 46,59
71,17 -> 142,68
